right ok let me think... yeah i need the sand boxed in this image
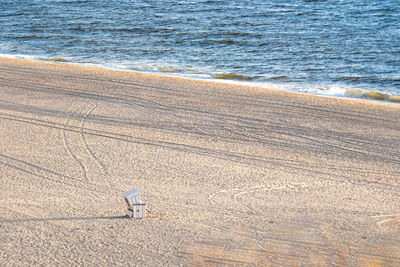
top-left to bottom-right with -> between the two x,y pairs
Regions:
0,57 -> 400,266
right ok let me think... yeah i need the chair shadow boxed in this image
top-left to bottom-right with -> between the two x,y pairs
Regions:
0,215 -> 128,224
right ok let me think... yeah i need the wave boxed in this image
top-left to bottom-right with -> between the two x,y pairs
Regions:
0,53 -> 72,64
49,57 -> 69,62
269,75 -> 289,80
198,39 -> 245,45
212,73 -> 254,81
335,75 -> 400,84
68,26 -> 84,31
131,65 -> 186,73
224,31 -> 261,37
345,89 -> 400,103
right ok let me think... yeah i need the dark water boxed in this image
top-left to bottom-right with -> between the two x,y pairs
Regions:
1,0 -> 399,102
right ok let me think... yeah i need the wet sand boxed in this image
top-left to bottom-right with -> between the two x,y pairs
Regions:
0,57 -> 400,266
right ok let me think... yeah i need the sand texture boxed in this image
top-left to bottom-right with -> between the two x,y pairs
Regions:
1,58 -> 400,266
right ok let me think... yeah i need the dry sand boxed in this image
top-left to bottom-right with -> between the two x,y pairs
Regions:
0,57 -> 400,266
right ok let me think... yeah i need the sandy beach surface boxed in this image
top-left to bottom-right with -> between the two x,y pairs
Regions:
1,57 -> 400,266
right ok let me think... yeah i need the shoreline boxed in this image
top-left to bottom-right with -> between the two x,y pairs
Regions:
1,56 -> 400,265
1,54 -> 399,107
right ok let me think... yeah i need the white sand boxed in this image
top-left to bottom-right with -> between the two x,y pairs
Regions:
1,57 -> 400,265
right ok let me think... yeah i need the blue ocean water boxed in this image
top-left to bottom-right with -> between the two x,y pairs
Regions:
0,0 -> 399,102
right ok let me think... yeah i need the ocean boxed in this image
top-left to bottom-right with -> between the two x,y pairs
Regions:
1,0 -> 399,103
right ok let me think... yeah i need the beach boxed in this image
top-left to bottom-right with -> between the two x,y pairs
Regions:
0,57 -> 400,265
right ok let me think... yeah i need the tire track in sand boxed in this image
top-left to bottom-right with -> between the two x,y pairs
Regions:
62,104 -> 89,182
79,102 -> 116,193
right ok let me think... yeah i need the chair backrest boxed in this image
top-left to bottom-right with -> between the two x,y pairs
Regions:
123,188 -> 140,207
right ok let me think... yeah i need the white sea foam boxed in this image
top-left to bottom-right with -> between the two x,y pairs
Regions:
0,53 -> 43,61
